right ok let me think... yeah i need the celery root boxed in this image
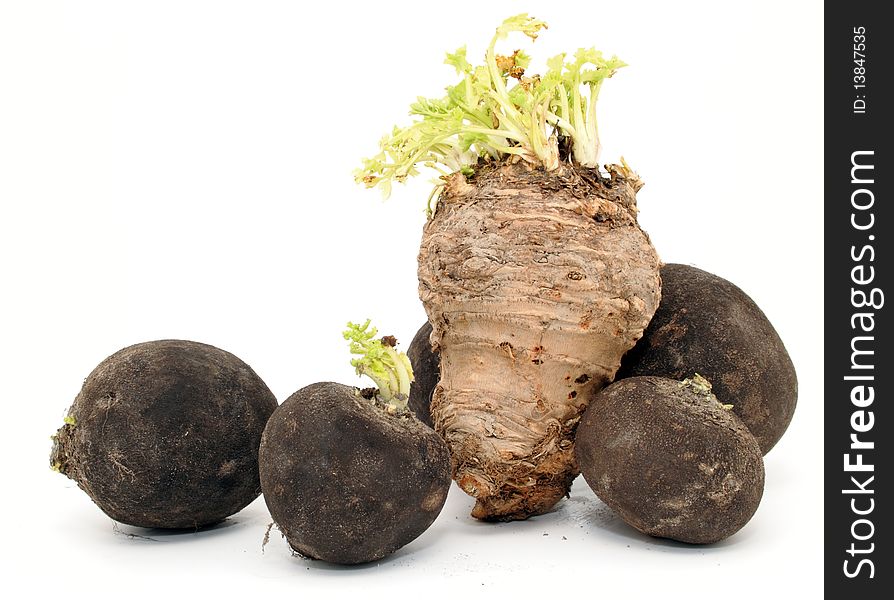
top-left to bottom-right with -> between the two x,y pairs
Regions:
419,161 -> 659,519
358,14 -> 661,520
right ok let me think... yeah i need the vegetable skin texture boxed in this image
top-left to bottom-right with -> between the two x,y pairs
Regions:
617,263 -> 797,454
419,161 -> 661,521
575,376 -> 764,544
50,340 -> 278,529
258,382 -> 451,564
407,321 -> 438,427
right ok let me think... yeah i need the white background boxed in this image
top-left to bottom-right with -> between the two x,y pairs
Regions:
0,1 -> 822,598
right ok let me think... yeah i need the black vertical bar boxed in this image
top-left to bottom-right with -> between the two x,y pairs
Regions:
825,2 -> 890,596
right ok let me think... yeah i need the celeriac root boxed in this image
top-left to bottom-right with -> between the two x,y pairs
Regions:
418,160 -> 661,520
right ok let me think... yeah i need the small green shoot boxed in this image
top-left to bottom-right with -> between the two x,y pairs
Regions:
680,374 -> 733,409
344,320 -> 415,413
63,415 -> 77,426
356,13 -> 625,204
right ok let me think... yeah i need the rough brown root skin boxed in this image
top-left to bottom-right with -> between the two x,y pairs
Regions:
418,160 -> 661,521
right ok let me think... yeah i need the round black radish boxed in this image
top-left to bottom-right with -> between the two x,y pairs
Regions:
50,340 -> 278,529
617,263 -> 797,454
575,376 -> 764,544
259,382 -> 451,565
407,321 -> 439,427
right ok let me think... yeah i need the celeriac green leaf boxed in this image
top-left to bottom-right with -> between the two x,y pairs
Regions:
356,14 -> 625,204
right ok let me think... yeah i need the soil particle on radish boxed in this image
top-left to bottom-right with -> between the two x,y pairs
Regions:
575,375 -> 764,544
617,263 -> 797,454
407,321 -> 438,427
50,340 -> 278,529
258,382 -> 451,565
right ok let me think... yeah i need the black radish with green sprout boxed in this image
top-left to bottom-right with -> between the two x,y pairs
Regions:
575,375 -> 765,544
50,340 -> 278,529
357,14 -> 661,520
258,320 -> 451,565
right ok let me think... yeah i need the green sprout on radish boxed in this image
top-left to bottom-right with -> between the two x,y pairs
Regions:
356,13 -> 626,206
680,373 -> 734,410
344,320 -> 415,413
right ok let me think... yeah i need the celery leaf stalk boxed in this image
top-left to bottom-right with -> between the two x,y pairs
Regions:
356,14 -> 626,205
